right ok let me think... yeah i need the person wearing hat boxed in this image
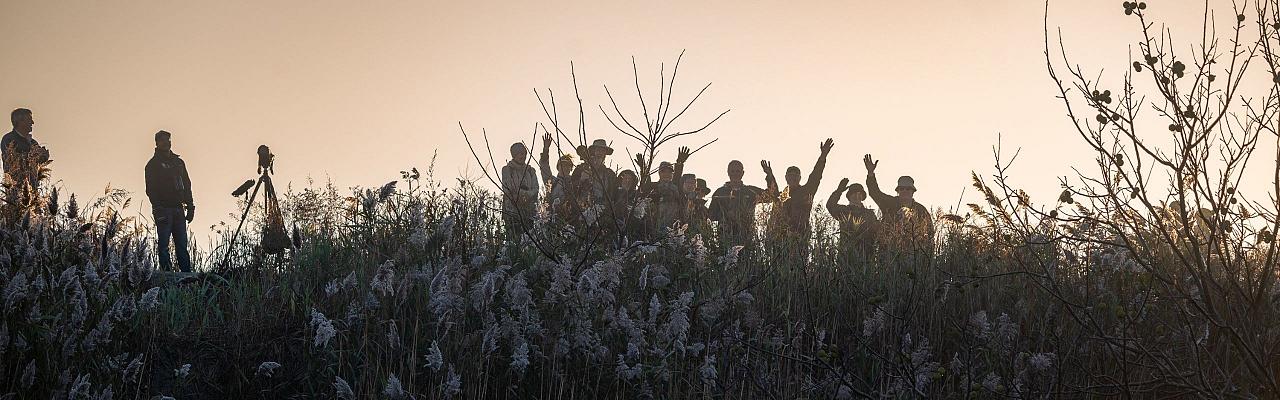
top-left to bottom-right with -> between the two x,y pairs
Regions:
709,159 -> 778,248
766,138 -> 835,257
827,177 -> 880,263
570,138 -> 619,225
863,154 -> 934,253
636,146 -> 691,236
538,132 -> 576,220
680,173 -> 710,225
501,141 -> 540,236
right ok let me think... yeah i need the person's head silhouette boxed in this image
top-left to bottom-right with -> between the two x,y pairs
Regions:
785,166 -> 802,187
618,169 -> 638,190
681,173 -> 697,193
658,161 -> 674,182
510,142 -> 528,163
895,176 -> 917,202
11,108 -> 33,135
846,183 -> 867,203
556,154 -> 574,176
726,160 -> 744,182
584,139 -> 612,165
155,130 -> 172,152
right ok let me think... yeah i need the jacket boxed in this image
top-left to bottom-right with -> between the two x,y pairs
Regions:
145,149 -> 194,208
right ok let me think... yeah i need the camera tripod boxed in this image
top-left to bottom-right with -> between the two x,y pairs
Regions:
220,145 -> 290,268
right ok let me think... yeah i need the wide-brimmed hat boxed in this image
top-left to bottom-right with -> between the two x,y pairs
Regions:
696,178 -> 710,196
896,176 -> 917,191
588,139 -> 613,155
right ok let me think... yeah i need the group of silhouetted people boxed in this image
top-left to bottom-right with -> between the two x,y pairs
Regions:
2,106 -> 936,275
3,108 -> 196,273
501,132 -> 936,263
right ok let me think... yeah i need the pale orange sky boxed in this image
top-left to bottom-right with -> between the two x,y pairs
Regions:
1,1 -> 1272,241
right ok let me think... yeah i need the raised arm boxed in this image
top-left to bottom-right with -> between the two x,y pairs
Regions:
759,160 -> 779,202
538,132 -> 554,185
672,146 -> 691,201
804,138 -> 834,190
863,154 -> 895,210
827,178 -> 848,216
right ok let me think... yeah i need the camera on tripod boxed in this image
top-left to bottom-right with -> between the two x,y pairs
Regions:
222,145 -> 291,267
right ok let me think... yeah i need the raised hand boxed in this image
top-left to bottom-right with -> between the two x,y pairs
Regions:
837,177 -> 850,191
863,154 -> 878,173
677,146 -> 692,163
542,132 -> 552,150
760,160 -> 773,174
634,153 -> 646,169
819,138 -> 835,154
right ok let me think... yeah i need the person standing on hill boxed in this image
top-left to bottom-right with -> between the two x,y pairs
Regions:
863,154 -> 933,258
636,146 -> 691,236
538,132 -> 576,221
145,130 -> 195,273
570,139 -> 619,225
676,173 -> 710,233
3,108 -> 51,191
709,159 -> 778,249
612,169 -> 642,238
501,142 -> 539,236
766,138 -> 834,258
827,178 -> 880,263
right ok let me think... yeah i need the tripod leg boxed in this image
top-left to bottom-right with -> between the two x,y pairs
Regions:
221,176 -> 264,269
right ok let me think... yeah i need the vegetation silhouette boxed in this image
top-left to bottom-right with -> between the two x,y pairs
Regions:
1,1 -> 1279,398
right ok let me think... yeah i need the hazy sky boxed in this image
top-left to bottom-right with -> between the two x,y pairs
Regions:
1,1 -> 1272,241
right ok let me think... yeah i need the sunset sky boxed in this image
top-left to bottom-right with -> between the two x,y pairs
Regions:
1,1 -> 1272,242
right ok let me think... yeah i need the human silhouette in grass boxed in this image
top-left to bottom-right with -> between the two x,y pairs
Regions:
501,142 -> 539,235
571,139 -> 618,208
709,159 -> 778,248
636,146 -> 691,236
538,132 -> 576,220
2,108 -> 50,191
146,130 -> 195,273
828,178 -> 880,263
766,138 -> 834,258
864,154 -> 933,257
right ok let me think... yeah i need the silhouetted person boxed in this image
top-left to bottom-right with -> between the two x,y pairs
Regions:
681,173 -> 699,215
827,178 -> 880,263
3,108 -> 50,191
709,160 -> 778,248
679,174 -> 710,225
637,146 -> 690,236
615,169 -> 641,237
570,139 -> 619,225
864,154 -> 933,258
538,132 -> 575,219
145,130 -> 194,273
501,142 -> 539,235
767,138 -> 834,256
